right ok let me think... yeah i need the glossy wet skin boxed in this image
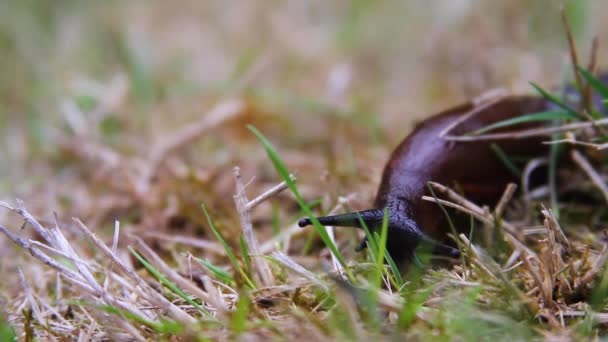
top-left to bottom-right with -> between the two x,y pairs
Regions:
374,96 -> 549,261
298,83 -> 606,264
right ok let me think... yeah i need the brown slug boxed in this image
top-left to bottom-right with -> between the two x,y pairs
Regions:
298,75 -> 608,264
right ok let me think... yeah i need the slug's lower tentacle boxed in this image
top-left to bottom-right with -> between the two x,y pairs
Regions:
297,209 -> 385,229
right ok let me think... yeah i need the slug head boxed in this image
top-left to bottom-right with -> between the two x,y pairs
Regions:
298,207 -> 459,263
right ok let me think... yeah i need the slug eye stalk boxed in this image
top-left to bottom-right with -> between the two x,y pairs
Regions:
298,209 -> 460,259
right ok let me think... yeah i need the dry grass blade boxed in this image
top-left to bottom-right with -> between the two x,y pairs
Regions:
0,200 -> 55,246
130,237 -> 222,314
522,157 -> 549,201
583,37 -> 599,111
579,246 -> 608,287
259,222 -> 301,254
50,214 -> 105,298
233,166 -> 274,287
326,225 -> 346,279
2,215 -> 198,332
541,206 -> 571,254
544,136 -> 608,150
423,182 -> 538,258
570,149 -> 608,204
271,251 -> 328,291
458,234 -> 498,280
72,218 -> 138,282
560,8 -> 583,109
138,231 -> 225,255
70,219 -> 199,325
17,268 -> 43,325
0,225 -> 95,293
441,117 -> 608,141
438,95 -> 507,140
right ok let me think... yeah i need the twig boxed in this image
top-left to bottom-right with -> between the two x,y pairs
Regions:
571,149 -> 608,204
245,174 -> 295,211
233,167 -> 274,287
494,183 -> 517,217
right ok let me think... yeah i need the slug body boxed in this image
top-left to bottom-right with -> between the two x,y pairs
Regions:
298,77 -> 608,264
370,96 -> 548,261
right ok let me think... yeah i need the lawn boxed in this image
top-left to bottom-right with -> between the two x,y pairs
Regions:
1,1 -> 608,340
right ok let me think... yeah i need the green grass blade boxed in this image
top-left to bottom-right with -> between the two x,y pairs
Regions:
384,251 -> 404,288
357,209 -> 403,288
247,125 -> 348,268
357,214 -> 378,263
195,258 -> 234,284
128,247 -> 210,315
426,184 -> 464,265
201,204 -> 256,289
490,143 -> 521,177
375,209 -> 390,289
230,47 -> 259,81
0,314 -> 15,342
231,294 -> 251,335
97,303 -> 182,334
471,110 -> 577,135
577,66 -> 608,100
530,82 -> 583,119
239,235 -> 253,278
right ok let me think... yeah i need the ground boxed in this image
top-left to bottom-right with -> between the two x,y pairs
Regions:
1,1 -> 608,340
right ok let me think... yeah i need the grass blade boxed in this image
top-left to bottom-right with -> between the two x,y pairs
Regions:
201,204 -> 256,289
577,66 -> 608,100
231,294 -> 251,336
239,235 -> 253,278
195,258 -> 235,284
96,303 -> 181,334
375,209 -> 390,289
129,247 -> 210,315
530,82 -> 583,120
0,314 -> 15,342
491,143 -> 521,177
247,125 -> 348,268
471,110 -> 578,135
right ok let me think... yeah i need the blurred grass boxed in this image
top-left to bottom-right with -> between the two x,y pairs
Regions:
1,0 -> 608,340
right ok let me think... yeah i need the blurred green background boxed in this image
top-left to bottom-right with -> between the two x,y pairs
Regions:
1,0 -> 606,198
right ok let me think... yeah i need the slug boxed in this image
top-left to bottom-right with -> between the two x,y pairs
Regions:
298,76 -> 608,264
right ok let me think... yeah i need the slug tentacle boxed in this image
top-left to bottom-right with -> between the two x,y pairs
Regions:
297,209 -> 385,229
